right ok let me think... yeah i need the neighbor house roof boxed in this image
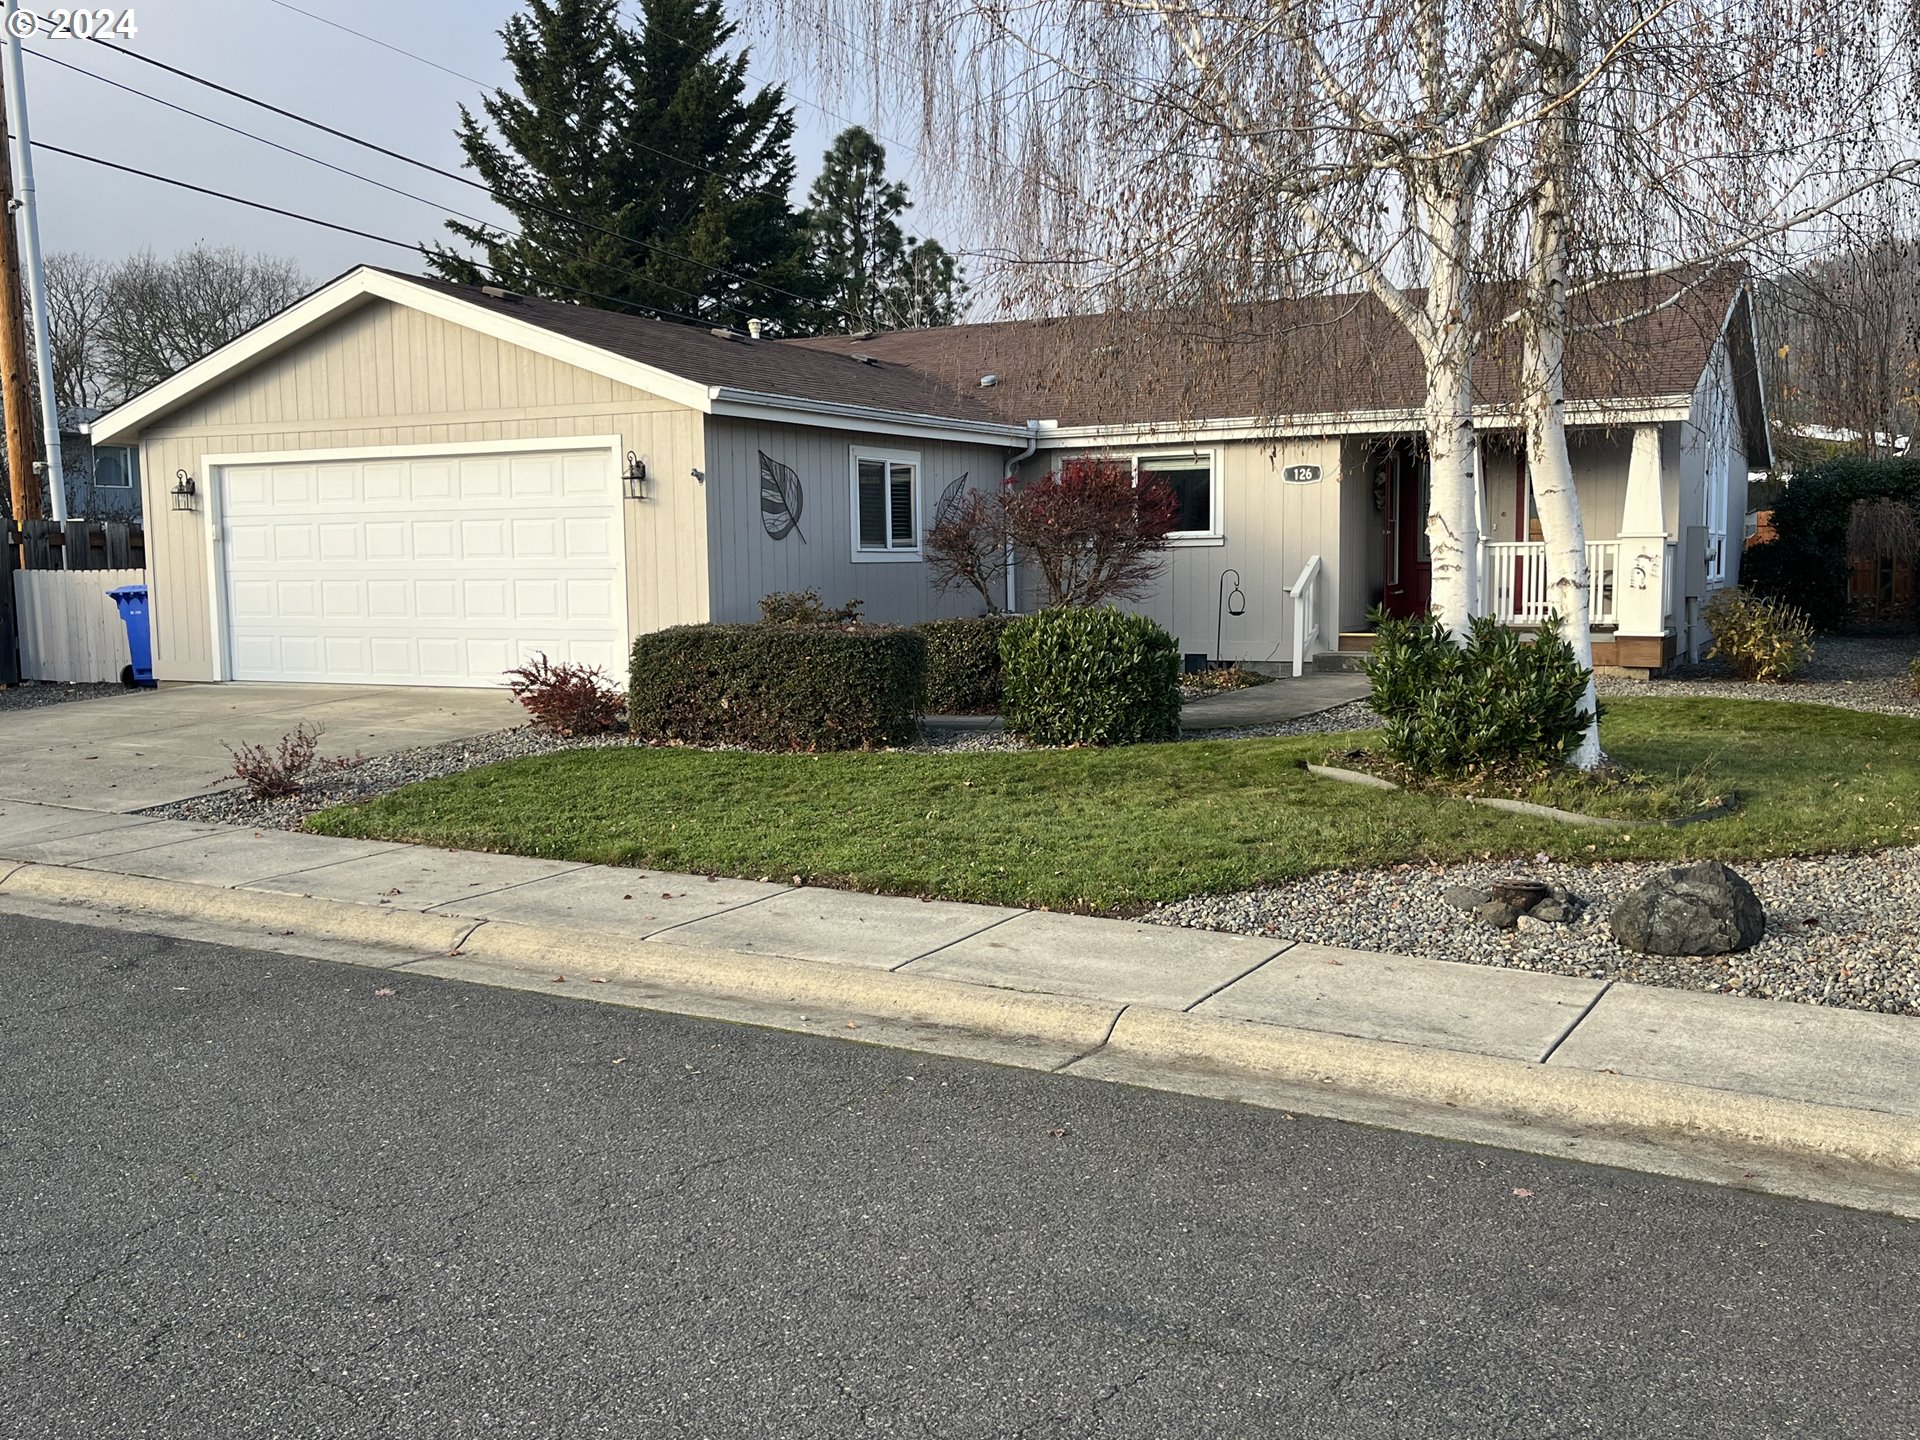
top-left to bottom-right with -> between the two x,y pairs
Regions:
93,264 -> 1769,463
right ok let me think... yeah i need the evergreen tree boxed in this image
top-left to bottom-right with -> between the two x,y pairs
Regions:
804,126 -> 967,331
427,0 -> 816,329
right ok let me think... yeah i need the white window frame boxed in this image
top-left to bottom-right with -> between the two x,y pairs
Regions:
850,445 -> 923,563
1703,435 -> 1731,585
93,444 -> 139,489
1133,448 -> 1224,547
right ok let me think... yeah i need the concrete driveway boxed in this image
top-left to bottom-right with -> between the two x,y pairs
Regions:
0,683 -> 522,813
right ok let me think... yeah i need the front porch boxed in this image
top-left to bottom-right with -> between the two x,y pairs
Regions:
1319,538 -> 1678,676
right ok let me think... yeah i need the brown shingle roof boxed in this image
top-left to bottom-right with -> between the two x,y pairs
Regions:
393,267 -> 1746,435
384,270 -> 1012,425
779,271 -> 1746,429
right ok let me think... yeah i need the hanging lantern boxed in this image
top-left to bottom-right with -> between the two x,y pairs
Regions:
170,470 -> 198,512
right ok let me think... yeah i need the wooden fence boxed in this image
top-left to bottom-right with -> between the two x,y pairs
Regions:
7,519 -> 144,571
11,567 -> 142,684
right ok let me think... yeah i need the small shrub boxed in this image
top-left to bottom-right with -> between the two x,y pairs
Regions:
1703,588 -> 1815,682
225,722 -> 354,799
917,615 -> 1016,713
1000,607 -> 1181,746
758,589 -> 863,625
1362,611 -> 1593,777
505,653 -> 626,736
630,623 -> 924,750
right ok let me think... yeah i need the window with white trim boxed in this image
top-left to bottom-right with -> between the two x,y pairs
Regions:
1134,451 -> 1218,539
1702,423 -> 1732,584
93,444 -> 139,489
852,447 -> 920,559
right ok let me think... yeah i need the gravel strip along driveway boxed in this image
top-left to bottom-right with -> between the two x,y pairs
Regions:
1597,633 -> 1918,715
0,680 -> 137,713
1146,849 -> 1920,1017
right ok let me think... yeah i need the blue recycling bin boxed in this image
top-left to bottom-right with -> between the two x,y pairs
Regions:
107,583 -> 156,689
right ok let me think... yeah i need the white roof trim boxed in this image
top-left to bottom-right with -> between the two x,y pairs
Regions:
708,386 -> 1032,445
1033,396 -> 1697,448
89,267 -> 715,445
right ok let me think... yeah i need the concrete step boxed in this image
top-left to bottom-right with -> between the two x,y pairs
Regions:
1313,651 -> 1370,674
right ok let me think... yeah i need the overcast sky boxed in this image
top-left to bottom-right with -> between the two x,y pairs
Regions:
23,0 -> 933,285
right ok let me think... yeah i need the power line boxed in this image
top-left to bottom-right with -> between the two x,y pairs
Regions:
63,29 -> 860,326
27,140 -> 720,329
24,43 -> 730,318
257,0 -> 935,174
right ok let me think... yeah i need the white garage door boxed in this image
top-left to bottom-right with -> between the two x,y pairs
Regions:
219,447 -> 625,686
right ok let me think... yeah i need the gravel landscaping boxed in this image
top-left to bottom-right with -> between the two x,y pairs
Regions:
0,680 -> 137,713
1145,847 -> 1920,1017
1596,633 -> 1918,715
143,725 -> 619,830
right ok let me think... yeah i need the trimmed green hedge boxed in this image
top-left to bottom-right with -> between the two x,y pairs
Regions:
630,624 -> 925,751
1742,456 -> 1920,628
1000,607 -> 1181,746
916,615 -> 1015,714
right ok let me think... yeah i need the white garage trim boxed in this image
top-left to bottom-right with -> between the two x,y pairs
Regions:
199,434 -> 628,686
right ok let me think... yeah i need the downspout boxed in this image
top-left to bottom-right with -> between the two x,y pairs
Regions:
1003,421 -> 1039,613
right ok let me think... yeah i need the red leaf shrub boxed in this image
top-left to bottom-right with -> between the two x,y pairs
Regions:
925,458 -> 1179,610
225,722 -> 355,799
505,653 -> 626,736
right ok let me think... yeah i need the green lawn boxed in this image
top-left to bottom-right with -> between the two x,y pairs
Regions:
305,697 -> 1920,912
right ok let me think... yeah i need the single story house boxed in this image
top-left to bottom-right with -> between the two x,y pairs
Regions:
90,265 -> 1766,687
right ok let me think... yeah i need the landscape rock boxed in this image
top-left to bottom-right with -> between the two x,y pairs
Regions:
1608,860 -> 1766,957
1443,884 -> 1491,915
1472,900 -> 1520,930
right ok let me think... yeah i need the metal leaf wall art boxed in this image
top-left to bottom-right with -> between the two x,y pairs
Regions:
932,473 -> 970,529
758,451 -> 806,542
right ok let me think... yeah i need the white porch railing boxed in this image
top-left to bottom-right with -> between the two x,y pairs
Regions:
1482,541 -> 1620,628
1289,553 -> 1323,677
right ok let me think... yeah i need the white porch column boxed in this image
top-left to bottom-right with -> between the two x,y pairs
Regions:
1614,424 -> 1668,667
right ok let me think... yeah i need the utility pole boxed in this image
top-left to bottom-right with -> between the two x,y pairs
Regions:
0,56 -> 39,532
1,0 -> 65,531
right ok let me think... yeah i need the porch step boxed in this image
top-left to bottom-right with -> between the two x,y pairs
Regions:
1313,650 -> 1370,675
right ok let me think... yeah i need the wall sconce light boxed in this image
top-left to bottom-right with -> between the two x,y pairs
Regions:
170,469 -> 198,512
623,451 -> 649,500
689,467 -> 706,484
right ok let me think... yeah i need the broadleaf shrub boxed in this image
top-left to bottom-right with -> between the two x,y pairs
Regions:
1362,611 -> 1593,776
758,589 -> 864,625
1702,588 -> 1815,681
1000,607 -> 1181,746
916,615 -> 1015,713
504,653 -> 626,736
1741,455 -> 1920,628
629,624 -> 925,751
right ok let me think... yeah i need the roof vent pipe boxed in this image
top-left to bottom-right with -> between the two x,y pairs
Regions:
747,318 -> 763,340
980,374 -> 998,387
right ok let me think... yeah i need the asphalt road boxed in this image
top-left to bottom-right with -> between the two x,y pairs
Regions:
3,911 -> 1917,1439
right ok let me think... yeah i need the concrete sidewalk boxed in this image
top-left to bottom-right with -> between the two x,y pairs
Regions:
2,794 -> 1915,1216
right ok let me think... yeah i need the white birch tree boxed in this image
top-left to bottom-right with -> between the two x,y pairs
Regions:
772,0 -> 1544,633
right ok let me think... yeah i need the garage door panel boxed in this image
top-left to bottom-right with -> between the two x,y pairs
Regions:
222,448 -> 624,687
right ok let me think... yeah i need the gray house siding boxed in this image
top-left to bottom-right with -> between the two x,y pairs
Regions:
701,416 -> 1021,625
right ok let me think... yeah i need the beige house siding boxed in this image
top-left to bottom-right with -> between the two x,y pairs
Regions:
701,416 -> 1017,624
135,299 -> 706,681
1018,437 -> 1344,663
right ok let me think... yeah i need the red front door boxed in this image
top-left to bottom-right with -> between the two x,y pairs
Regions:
1381,449 -> 1431,619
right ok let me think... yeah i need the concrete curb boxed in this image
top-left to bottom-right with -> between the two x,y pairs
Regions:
456,922 -> 1121,1053
6,861 -> 1916,1204
1099,1008 -> 1920,1177
0,864 -> 483,957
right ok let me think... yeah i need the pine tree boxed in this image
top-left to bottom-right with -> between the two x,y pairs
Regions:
803,127 -> 967,331
427,0 -> 816,329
